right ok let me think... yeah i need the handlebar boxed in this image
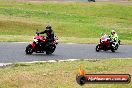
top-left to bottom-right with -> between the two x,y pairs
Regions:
35,29 -> 39,35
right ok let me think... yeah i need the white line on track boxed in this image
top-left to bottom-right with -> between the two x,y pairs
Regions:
0,59 -> 100,67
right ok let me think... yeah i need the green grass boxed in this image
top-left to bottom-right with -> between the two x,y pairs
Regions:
0,1 -> 132,43
0,58 -> 132,88
1,35 -> 132,44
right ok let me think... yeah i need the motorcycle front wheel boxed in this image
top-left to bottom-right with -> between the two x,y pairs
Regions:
25,44 -> 33,54
96,45 -> 100,52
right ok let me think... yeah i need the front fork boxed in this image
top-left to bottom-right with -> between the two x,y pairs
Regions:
31,42 -> 36,49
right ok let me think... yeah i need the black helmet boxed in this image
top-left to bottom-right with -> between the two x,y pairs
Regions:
46,25 -> 52,29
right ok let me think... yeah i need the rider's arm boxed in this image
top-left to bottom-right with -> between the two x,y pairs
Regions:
39,30 -> 46,34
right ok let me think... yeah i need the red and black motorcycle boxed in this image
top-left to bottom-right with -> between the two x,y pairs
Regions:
25,32 -> 58,55
96,36 -> 118,52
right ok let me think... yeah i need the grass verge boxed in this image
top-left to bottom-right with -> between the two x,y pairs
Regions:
0,58 -> 132,88
1,35 -> 132,45
0,1 -> 132,43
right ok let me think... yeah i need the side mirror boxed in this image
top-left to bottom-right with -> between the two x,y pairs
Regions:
36,29 -> 39,36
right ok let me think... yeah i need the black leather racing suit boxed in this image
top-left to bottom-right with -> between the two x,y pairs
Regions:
39,29 -> 54,48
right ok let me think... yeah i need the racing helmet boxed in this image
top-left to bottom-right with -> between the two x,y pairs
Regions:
111,30 -> 115,33
46,25 -> 52,29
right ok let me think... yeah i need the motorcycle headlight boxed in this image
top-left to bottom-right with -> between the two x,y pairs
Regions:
33,37 -> 38,42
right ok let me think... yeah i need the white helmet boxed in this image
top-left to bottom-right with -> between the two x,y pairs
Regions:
111,30 -> 115,33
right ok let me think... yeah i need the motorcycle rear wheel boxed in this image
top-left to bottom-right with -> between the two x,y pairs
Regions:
111,46 -> 115,52
46,44 -> 56,55
115,44 -> 119,50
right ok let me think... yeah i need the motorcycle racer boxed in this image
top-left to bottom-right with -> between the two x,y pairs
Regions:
39,25 -> 55,42
25,27 -> 58,55
39,25 -> 55,48
110,30 -> 120,50
110,30 -> 119,43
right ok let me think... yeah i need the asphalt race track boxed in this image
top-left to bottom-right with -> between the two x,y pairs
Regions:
0,42 -> 132,63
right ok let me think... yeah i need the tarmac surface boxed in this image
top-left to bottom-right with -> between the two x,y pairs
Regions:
0,42 -> 132,63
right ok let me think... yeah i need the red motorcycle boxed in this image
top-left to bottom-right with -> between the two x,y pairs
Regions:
96,36 -> 116,52
25,32 -> 58,55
